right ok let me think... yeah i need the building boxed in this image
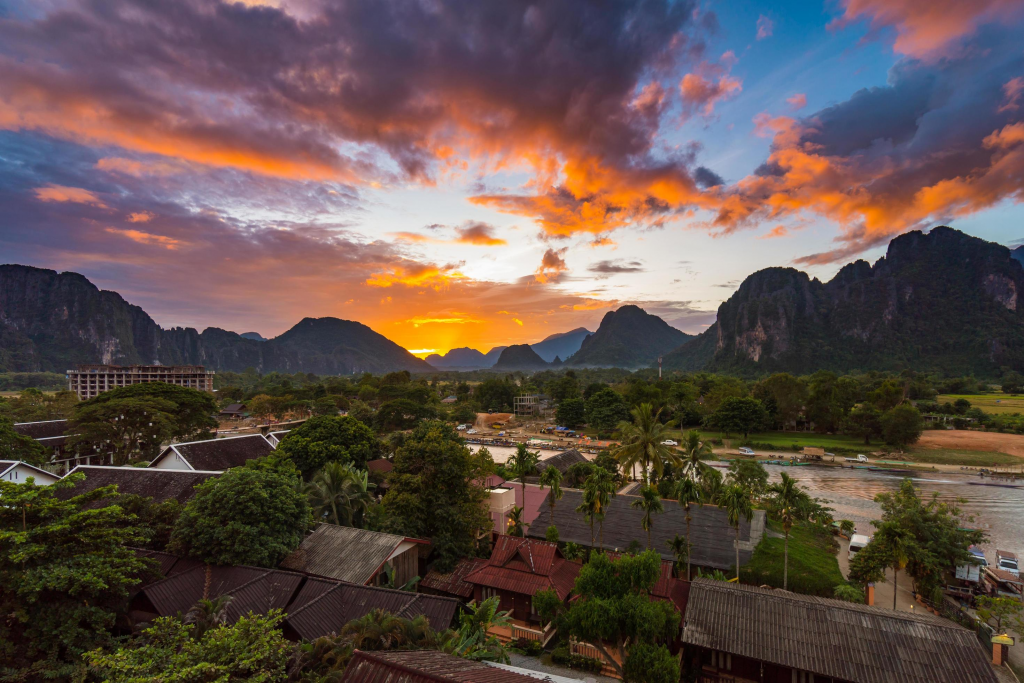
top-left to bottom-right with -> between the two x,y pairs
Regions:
341,650 -> 577,683
0,460 -> 60,486
534,448 -> 588,476
60,465 -> 220,504
266,430 -> 291,447
513,394 -> 540,417
464,536 -> 580,632
280,523 -> 428,587
66,364 -> 214,400
420,557 -> 488,601
680,578 -> 998,683
149,433 -> 275,470
12,420 -> 83,470
219,403 -> 248,419
528,489 -> 766,571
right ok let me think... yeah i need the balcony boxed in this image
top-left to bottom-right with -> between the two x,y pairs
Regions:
487,619 -> 557,647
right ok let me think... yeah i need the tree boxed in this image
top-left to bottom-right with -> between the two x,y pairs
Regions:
840,519 -> 856,538
308,462 -> 376,527
506,505 -> 527,537
552,551 -> 680,681
381,421 -> 493,571
720,484 -> 753,580
276,415 -> 380,478
832,584 -> 865,603
438,596 -> 514,663
881,404 -> 923,449
82,382 -> 218,441
726,459 -> 769,501
710,397 -> 768,438
0,474 -> 152,680
753,373 -> 807,428
674,478 -> 703,580
311,396 -> 340,417
0,414 -> 45,464
506,443 -> 540,504
976,596 -> 1024,635
585,387 -> 629,434
871,520 -> 914,610
85,610 -> 291,682
555,397 -> 586,429
474,379 -> 515,412
869,379 -> 905,411
247,393 -> 276,420
1001,371 -> 1024,395
612,403 -> 678,485
169,468 -> 310,567
374,398 -> 435,432
679,429 -> 712,483
451,404 -> 478,425
844,404 -> 883,444
538,465 -> 563,538
68,396 -> 177,465
584,468 -> 617,549
666,534 -> 689,577
630,485 -> 663,549
770,472 -> 802,591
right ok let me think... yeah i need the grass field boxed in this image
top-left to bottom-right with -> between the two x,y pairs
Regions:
667,429 -> 867,452
740,521 -> 845,597
897,448 -> 1022,467
937,393 -> 1024,415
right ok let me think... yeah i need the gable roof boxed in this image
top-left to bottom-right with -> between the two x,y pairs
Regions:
150,433 -> 275,471
141,564 -> 307,622
535,449 -> 588,475
0,460 -> 60,483
420,557 -> 488,599
681,578 -> 997,683
527,490 -> 765,571
465,536 -> 580,600
61,465 -> 219,504
366,458 -> 394,473
342,650 -> 548,683
220,403 -> 247,414
279,523 -> 424,585
13,419 -> 69,440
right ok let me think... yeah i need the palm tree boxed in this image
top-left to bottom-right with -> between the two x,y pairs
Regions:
576,488 -> 599,547
630,485 -> 664,549
584,469 -> 616,549
674,477 -> 703,579
506,505 -> 527,537
538,465 -> 563,537
184,595 -> 233,639
612,403 -> 679,485
873,520 -> 913,610
667,534 -> 689,577
308,462 -> 376,527
720,484 -> 754,581
506,443 -> 540,504
679,429 -> 713,482
341,608 -> 412,650
701,466 -> 724,505
771,472 -> 802,590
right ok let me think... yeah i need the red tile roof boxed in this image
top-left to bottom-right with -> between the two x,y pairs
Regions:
465,536 -> 580,601
366,458 -> 394,473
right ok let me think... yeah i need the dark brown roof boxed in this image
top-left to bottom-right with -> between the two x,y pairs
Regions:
284,581 -> 461,640
280,524 -> 423,585
682,578 -> 997,683
366,458 -> 394,473
465,536 -> 580,600
142,564 -> 304,622
420,558 -> 487,599
13,419 -> 69,440
220,403 -> 247,414
152,434 -> 275,470
535,449 -> 588,475
527,489 -> 765,571
342,650 -> 544,682
61,466 -> 219,504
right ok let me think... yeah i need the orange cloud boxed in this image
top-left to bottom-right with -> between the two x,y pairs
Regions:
999,77 -> 1024,113
679,69 -> 742,119
96,157 -> 183,177
127,212 -> 154,223
453,222 -> 507,246
759,225 -> 789,239
33,184 -> 106,207
786,93 -> 807,110
104,227 -> 181,249
535,248 -> 568,283
366,265 -> 465,289
512,318 -> 523,326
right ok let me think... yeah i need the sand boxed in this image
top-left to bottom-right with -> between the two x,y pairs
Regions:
916,429 -> 1024,458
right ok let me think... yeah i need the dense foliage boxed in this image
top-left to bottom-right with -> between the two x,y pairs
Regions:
275,415 -> 380,478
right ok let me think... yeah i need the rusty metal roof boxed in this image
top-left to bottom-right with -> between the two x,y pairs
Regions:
464,537 -> 580,600
366,458 -> 394,473
341,650 -> 548,682
61,466 -> 219,505
682,578 -> 997,683
535,449 -> 588,475
141,565 -> 305,619
280,523 -> 421,584
420,558 -> 487,599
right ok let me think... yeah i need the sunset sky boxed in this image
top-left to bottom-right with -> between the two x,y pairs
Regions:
2,0 -> 1023,356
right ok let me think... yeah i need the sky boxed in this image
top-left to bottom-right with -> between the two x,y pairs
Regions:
1,0 -> 1023,357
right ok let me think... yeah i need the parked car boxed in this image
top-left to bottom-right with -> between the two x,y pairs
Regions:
996,549 -> 1019,577
848,534 -> 871,561
661,440 -> 678,446
466,429 -> 478,435
845,454 -> 869,463
738,447 -> 755,456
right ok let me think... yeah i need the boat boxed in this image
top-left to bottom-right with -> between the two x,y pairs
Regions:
868,467 -> 913,474
968,481 -> 1024,489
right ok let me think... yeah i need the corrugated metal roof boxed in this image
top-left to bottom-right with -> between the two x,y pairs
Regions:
280,524 -> 415,584
342,650 -> 546,682
366,459 -> 394,473
528,489 -> 765,571
59,466 -> 219,505
421,558 -> 487,599
153,434 -> 275,470
13,419 -> 69,439
142,565 -> 306,619
681,578 -> 997,683
464,537 -> 580,601
535,449 -> 588,475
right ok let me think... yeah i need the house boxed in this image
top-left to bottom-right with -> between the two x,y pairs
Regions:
441,395 -> 458,404
131,561 -> 461,639
219,403 -> 248,418
0,460 -> 60,486
13,419 -> 85,471
528,489 -> 766,571
420,557 -> 488,601
464,536 -> 580,635
535,448 -> 589,475
266,430 -> 290,447
341,650 -> 577,683
680,578 -> 998,683
148,433 -> 275,470
279,523 -> 428,587
60,466 -> 220,504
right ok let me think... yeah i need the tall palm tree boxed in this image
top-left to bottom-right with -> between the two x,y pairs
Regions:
720,484 -> 754,581
679,429 -> 713,483
584,469 -> 616,549
506,505 -> 528,537
309,462 -> 376,527
771,472 -> 802,591
630,485 -> 664,549
184,595 -> 233,640
701,466 -> 725,505
873,520 -> 913,610
612,403 -> 679,485
538,466 -> 563,534
506,443 -> 540,504
667,534 -> 689,577
674,477 -> 703,579
576,488 -> 599,548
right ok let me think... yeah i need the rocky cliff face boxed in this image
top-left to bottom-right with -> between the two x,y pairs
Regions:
0,265 -> 432,375
568,305 -> 690,368
664,227 -> 1024,375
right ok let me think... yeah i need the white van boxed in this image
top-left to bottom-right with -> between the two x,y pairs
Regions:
848,534 -> 871,561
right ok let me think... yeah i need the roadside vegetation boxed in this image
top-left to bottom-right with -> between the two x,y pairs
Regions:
741,521 -> 844,597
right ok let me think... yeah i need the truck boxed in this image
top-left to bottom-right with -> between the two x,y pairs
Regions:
844,454 -> 869,463
955,545 -> 987,583
996,549 -> 1019,577
848,534 -> 871,561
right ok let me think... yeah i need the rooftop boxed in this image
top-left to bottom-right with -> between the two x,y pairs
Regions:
13,419 -> 69,440
421,557 -> 488,599
341,650 -> 550,683
465,536 -> 580,600
279,523 -> 423,585
60,465 -> 220,504
535,449 -> 588,475
681,578 -> 997,683
151,433 -> 275,471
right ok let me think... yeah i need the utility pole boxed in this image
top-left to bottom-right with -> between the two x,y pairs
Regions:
658,356 -> 662,379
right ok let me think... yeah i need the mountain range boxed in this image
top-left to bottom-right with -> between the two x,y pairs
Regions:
424,327 -> 593,369
665,226 -> 1024,375
567,305 -> 691,368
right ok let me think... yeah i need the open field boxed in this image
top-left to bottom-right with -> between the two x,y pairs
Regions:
916,428 -> 1024,458
896,448 -> 1022,467
673,430 -> 868,452
937,393 -> 1024,414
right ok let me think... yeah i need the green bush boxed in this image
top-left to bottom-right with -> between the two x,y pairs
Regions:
551,645 -> 603,673
514,638 -> 544,656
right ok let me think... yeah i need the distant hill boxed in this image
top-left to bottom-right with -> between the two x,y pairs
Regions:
482,346 -> 507,366
664,227 -> 1024,375
568,305 -> 690,368
425,347 -> 490,369
0,265 -> 432,375
239,332 -> 267,341
1012,245 -> 1024,268
492,344 -> 549,371
531,327 -> 592,362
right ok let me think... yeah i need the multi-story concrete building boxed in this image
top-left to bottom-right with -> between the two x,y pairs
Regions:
66,364 -> 214,400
